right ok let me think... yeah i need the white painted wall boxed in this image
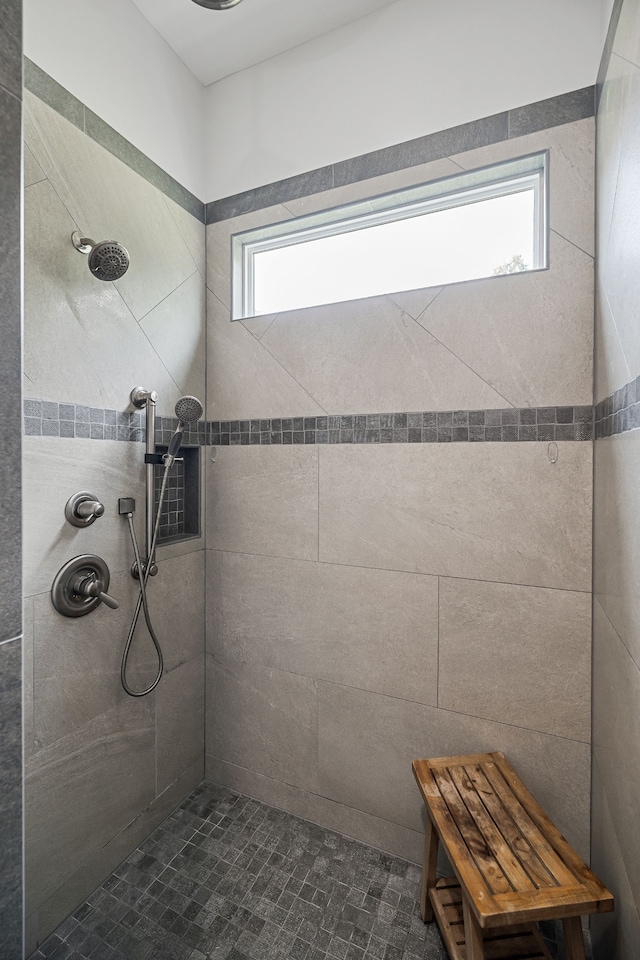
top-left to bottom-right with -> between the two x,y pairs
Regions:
205,0 -> 605,200
24,0 -> 206,199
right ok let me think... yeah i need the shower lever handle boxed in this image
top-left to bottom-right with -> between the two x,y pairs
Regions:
72,573 -> 119,609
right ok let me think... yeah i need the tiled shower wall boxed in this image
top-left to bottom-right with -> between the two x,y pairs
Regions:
592,0 -> 640,956
22,88 -> 207,953
0,0 -> 23,954
205,116 -> 596,865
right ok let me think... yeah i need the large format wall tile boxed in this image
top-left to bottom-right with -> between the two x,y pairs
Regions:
0,85 -> 22,646
598,54 -> 640,396
438,578 -> 591,740
138,270 -> 206,407
591,756 -> 640,960
24,143 -> 45,188
593,431 -> 640,666
0,0 -> 21,98
281,157 -> 463,217
29,759 -> 203,951
595,281 -> 631,403
153,549 -> 205,672
206,656 -> 319,793
25,696 -> 155,909
220,551 -> 438,704
24,178 -> 183,413
417,232 -> 593,408
205,754 -> 424,865
32,570 -> 153,747
451,118 -> 595,258
24,92 -> 197,324
260,293 -> 506,414
164,194 -> 206,280
156,655 -> 205,794
319,443 -> 592,591
614,0 -> 640,73
592,600 -> 640,909
31,549 -> 204,747
24,598 -> 35,760
205,549 -> 224,659
206,203 -> 293,310
207,290 -> 325,420
317,682 -> 590,860
207,445 -> 319,561
0,638 -> 23,959
23,437 -> 146,598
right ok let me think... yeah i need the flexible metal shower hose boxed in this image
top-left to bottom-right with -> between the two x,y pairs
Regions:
121,461 -> 172,697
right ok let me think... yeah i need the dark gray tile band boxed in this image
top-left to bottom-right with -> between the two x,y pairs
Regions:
0,638 -> 23,960
206,87 -> 595,225
0,0 -> 22,101
25,399 -> 594,445
24,58 -> 206,223
210,407 -> 594,445
595,375 -> 640,439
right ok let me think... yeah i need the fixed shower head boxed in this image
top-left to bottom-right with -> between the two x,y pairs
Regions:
191,0 -> 243,8
71,231 -> 130,281
175,395 -> 203,425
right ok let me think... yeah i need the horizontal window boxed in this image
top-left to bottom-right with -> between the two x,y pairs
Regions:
231,152 -> 547,320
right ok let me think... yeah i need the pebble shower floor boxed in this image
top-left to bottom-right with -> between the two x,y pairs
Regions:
32,782 -> 564,960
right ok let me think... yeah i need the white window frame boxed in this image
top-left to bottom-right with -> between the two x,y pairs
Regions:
231,151 -> 548,321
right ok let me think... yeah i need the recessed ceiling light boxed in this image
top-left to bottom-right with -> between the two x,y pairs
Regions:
191,0 -> 244,8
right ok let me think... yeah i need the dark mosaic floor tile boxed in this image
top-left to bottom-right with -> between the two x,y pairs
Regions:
35,781 -> 566,960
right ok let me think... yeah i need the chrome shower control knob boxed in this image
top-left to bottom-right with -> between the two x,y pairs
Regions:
51,555 -> 118,618
65,491 -> 105,527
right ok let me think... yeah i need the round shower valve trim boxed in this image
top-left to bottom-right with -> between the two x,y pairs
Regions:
65,491 -> 105,527
51,555 -> 119,618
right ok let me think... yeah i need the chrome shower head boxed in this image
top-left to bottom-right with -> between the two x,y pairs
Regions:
175,395 -> 203,425
191,0 -> 243,8
72,231 -> 130,281
166,396 -> 204,462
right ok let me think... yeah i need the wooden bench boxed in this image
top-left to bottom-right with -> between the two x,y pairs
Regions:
412,752 -> 613,960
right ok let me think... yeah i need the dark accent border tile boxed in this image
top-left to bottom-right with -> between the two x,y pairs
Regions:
205,87 -> 594,224
0,0 -> 22,100
24,59 -> 205,223
0,638 -> 23,959
85,109 -> 204,221
595,376 -> 640,440
206,167 -> 334,223
24,58 -> 84,130
508,87 -> 595,138
334,113 -> 508,187
25,399 -> 594,445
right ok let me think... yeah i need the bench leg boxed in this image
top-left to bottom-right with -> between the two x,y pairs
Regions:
462,896 -> 485,960
562,917 -> 586,960
420,816 -> 439,922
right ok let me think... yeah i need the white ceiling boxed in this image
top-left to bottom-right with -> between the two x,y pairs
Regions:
131,0 -> 402,86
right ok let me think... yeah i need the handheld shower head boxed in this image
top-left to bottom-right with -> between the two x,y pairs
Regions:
72,232 -> 130,281
174,395 -> 204,424
166,395 -> 204,461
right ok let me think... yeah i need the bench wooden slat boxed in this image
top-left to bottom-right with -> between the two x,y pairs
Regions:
462,763 -> 558,891
432,767 -> 513,895
480,760 -> 579,889
448,765 -> 537,893
414,759 -> 500,918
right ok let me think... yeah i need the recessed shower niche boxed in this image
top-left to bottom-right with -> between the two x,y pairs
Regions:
154,444 -> 201,544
